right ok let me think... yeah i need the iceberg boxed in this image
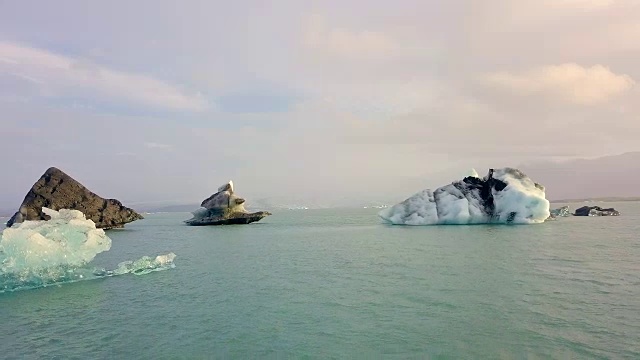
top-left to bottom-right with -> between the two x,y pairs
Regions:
1,208 -> 111,273
379,168 -> 550,225
185,180 -> 271,226
549,205 -> 571,218
0,208 -> 175,293
573,206 -> 620,216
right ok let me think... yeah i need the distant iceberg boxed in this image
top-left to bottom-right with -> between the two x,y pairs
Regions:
549,206 -> 571,218
185,180 -> 271,225
379,168 -> 550,225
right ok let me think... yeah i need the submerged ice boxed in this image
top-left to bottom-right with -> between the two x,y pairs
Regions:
0,208 -> 175,293
107,253 -> 176,276
379,168 -> 550,225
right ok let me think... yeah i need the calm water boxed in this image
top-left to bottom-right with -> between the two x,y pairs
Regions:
1,202 -> 640,359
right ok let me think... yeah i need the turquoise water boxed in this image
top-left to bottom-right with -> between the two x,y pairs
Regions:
1,203 -> 640,358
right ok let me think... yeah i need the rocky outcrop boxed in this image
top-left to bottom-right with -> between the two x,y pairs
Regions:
574,206 -> 620,216
184,181 -> 271,226
6,167 -> 143,229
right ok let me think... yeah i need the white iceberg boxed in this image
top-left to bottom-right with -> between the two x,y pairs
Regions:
0,207 -> 176,293
1,208 -> 111,273
379,168 -> 550,225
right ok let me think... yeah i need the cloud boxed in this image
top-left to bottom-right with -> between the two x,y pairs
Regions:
577,19 -> 640,56
545,0 -> 615,10
303,14 -> 399,60
466,0 -> 640,63
0,41 -> 208,111
1,1 -> 639,207
144,142 -> 173,150
294,14 -> 446,118
282,88 -> 640,162
482,64 -> 635,105
479,0 -> 618,25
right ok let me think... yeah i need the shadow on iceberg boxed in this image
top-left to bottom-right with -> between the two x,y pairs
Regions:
379,168 -> 550,225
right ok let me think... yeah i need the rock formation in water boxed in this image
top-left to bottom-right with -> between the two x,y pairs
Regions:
184,181 -> 271,226
379,168 -> 550,225
573,206 -> 620,216
6,167 -> 143,229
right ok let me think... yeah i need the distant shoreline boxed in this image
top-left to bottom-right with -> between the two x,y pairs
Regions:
1,197 -> 639,217
549,197 -> 640,203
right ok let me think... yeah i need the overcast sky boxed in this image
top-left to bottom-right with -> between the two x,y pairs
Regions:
1,0 -> 639,207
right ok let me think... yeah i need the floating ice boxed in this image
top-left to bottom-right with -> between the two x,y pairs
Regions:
185,180 -> 271,225
111,253 -> 177,276
574,205 -> 620,216
0,208 -> 175,293
1,208 -> 111,273
550,206 -> 571,218
379,168 -> 550,225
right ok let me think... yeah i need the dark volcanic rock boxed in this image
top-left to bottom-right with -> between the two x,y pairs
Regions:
7,167 -> 143,229
573,206 -> 620,216
184,208 -> 271,226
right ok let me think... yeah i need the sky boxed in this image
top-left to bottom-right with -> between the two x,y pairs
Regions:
1,0 -> 639,208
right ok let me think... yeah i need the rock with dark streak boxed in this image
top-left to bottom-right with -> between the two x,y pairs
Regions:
6,167 -> 143,229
